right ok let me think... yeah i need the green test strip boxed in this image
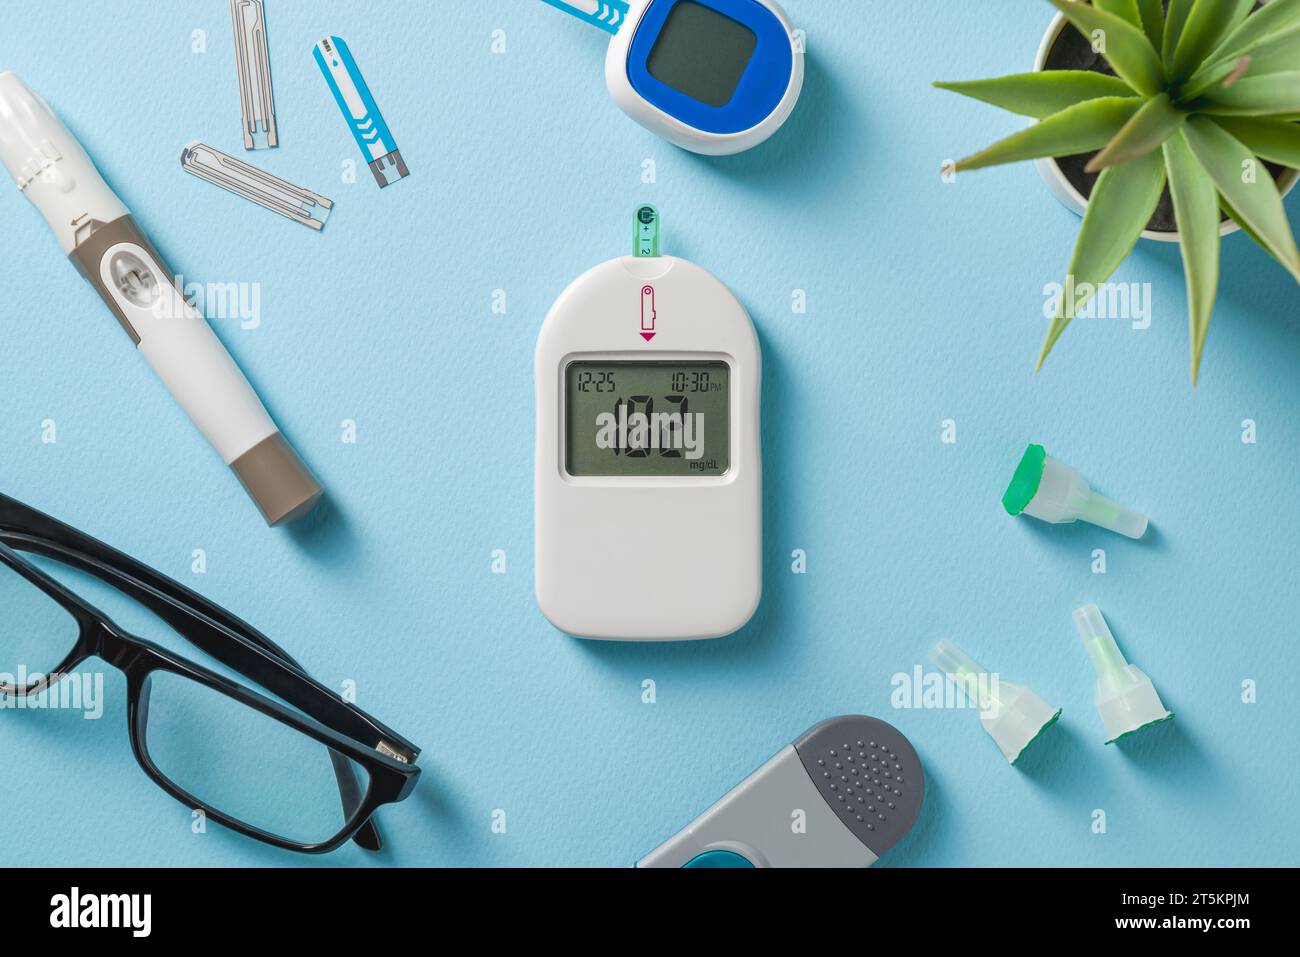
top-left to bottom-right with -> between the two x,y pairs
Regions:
634,205 -> 660,258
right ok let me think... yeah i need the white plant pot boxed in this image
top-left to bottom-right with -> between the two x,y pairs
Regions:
1031,12 -> 1299,244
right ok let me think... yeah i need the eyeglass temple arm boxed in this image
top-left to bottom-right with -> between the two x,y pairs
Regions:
0,496 -> 419,757
138,575 -> 380,849
1,497 -> 414,852
2,495 -> 294,660
14,536 -> 389,852
329,751 -> 380,851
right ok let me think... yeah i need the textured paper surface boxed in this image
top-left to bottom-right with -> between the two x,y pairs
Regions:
0,0 -> 1296,866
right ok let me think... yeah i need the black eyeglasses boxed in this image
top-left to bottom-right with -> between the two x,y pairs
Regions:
0,492 -> 421,854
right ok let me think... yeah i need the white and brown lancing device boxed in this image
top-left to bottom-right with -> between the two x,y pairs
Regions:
0,72 -> 321,525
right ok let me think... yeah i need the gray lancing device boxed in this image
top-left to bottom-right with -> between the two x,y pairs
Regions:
639,715 -> 924,868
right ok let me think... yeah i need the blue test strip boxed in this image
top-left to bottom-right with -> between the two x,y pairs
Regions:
539,0 -> 630,35
313,35 -> 409,188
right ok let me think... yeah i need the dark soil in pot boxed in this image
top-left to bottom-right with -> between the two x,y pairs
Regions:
1043,3 -> 1286,233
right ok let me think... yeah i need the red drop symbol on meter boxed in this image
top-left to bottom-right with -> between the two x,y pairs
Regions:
640,285 -> 657,342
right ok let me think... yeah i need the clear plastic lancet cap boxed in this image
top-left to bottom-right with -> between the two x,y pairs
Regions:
1074,603 -> 1173,743
929,640 -> 1061,765
1003,444 -> 1148,539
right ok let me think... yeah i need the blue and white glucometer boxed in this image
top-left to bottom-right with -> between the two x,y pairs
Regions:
542,0 -> 804,155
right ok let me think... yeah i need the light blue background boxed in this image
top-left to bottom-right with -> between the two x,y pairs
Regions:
1,0 -> 1297,867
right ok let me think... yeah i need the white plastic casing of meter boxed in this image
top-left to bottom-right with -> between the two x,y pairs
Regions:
535,255 -> 761,641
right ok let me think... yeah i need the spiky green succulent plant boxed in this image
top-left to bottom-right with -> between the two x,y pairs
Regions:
938,0 -> 1300,385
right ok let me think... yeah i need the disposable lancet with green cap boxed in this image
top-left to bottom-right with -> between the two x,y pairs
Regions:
1074,604 -> 1173,744
1002,444 -> 1148,540
929,640 -> 1061,765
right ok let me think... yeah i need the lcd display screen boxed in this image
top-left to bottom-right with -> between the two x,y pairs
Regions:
646,2 -> 758,108
565,361 -> 730,477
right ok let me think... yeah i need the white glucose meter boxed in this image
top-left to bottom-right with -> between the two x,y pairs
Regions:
543,0 -> 804,156
535,219 -> 761,640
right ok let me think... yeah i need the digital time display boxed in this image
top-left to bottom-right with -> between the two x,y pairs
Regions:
565,361 -> 730,477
